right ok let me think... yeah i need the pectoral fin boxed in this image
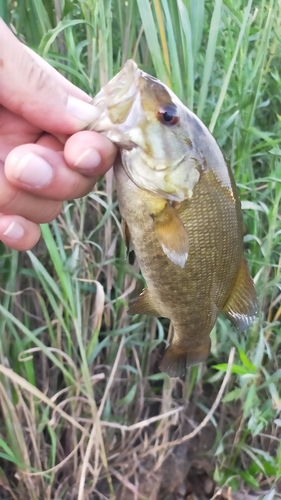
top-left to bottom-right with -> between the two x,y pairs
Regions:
150,202 -> 188,268
222,257 -> 257,331
128,288 -> 160,316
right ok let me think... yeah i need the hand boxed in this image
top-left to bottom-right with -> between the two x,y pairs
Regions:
0,20 -> 117,251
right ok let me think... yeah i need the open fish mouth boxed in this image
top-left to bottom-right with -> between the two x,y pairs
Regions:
91,60 -> 140,116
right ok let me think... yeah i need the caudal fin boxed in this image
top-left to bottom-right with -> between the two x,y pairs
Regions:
159,340 -> 211,378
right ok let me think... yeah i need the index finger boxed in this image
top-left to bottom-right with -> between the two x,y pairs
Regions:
0,20 -> 100,134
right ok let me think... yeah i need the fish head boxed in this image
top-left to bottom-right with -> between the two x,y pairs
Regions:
90,60 -> 231,201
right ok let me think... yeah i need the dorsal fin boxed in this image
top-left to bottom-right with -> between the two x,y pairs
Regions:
222,257 -> 257,331
128,288 -> 160,316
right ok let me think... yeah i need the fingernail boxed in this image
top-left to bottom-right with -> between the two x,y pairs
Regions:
3,221 -> 24,240
74,148 -> 101,171
67,96 -> 101,127
14,153 -> 53,188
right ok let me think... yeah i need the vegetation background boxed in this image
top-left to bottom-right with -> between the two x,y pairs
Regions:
0,0 -> 281,499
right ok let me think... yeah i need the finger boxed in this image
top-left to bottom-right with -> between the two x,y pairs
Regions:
0,20 -> 100,134
0,162 -> 62,223
36,133 -> 64,151
64,131 -> 117,177
0,215 -> 41,251
0,108 -> 65,160
0,106 -> 41,160
5,144 -> 97,200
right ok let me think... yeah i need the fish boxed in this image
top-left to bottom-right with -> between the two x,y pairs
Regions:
89,60 -> 257,378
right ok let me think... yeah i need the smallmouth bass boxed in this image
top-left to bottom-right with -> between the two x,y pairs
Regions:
90,60 -> 257,378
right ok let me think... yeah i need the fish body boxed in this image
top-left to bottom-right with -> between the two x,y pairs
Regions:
90,60 -> 257,377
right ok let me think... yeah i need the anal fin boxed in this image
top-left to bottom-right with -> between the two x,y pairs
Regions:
128,288 -> 160,316
222,257 -> 257,331
150,202 -> 189,269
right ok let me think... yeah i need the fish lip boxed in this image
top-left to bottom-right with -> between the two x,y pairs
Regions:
92,60 -> 141,109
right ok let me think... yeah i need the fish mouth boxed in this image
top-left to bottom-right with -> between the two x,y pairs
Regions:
89,60 -> 145,149
91,60 -> 141,117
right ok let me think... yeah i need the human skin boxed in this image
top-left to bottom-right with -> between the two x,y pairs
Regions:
0,19 -> 117,250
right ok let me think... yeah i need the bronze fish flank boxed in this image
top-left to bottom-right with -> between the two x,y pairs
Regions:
90,60 -> 257,378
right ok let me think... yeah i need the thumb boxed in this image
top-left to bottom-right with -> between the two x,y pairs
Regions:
0,20 -> 100,135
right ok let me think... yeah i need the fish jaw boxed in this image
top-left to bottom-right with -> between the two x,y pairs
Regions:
89,60 -> 142,148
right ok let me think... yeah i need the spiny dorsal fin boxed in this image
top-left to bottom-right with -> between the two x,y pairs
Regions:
150,202 -> 189,268
128,288 -> 160,316
222,257 -> 257,331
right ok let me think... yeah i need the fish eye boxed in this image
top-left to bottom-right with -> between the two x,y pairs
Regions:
158,105 -> 179,125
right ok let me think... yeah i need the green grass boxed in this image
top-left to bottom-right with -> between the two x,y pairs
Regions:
1,1 -> 281,499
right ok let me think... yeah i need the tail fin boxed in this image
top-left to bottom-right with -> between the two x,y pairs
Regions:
159,340 -> 211,378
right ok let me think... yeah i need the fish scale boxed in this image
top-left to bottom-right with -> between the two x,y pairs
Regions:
90,60 -> 257,377
117,168 -> 240,332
